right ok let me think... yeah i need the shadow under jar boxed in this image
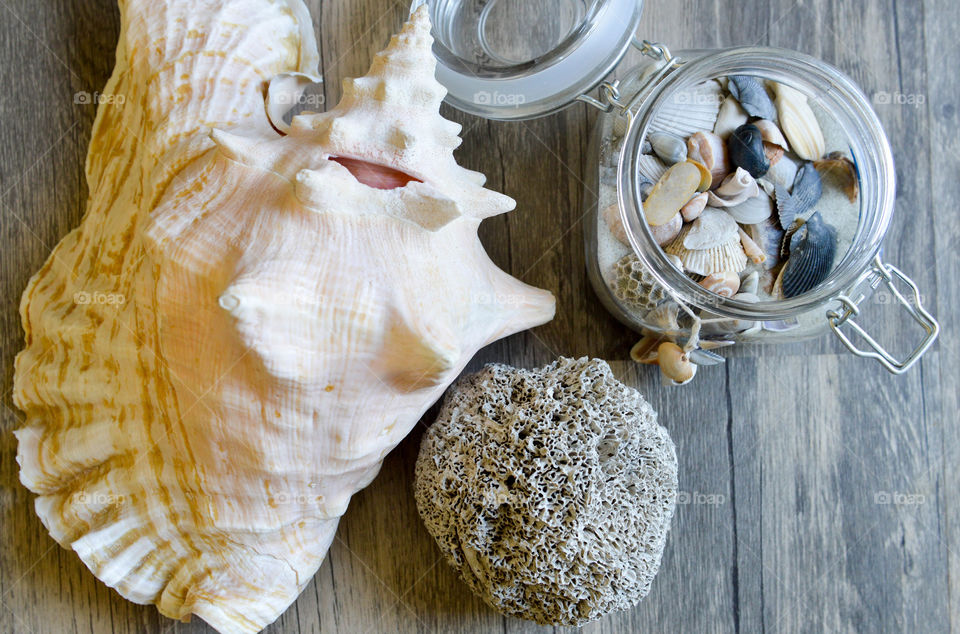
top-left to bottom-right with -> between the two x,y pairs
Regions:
411,0 -> 938,374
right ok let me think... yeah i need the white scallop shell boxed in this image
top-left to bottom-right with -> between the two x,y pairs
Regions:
11,6 -> 555,633
637,153 -> 670,184
650,80 -> 724,139
683,207 -> 740,250
665,225 -> 749,275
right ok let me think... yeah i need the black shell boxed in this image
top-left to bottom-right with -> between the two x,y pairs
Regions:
729,124 -> 770,179
728,75 -> 777,120
780,212 -> 837,298
776,161 -> 824,229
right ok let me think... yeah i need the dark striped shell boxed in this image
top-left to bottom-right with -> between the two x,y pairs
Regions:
775,161 -> 823,228
779,212 -> 837,297
728,75 -> 777,120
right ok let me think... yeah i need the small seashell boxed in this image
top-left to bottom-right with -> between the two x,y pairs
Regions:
657,342 -> 697,385
752,119 -> 789,149
637,153 -> 669,184
687,131 -> 730,188
681,191 -> 709,221
684,208 -> 740,250
630,335 -> 663,364
773,82 -> 826,161
700,304 -> 757,336
610,254 -> 671,312
651,80 -> 724,139
602,202 -> 630,245
647,301 -> 682,332
708,168 -> 760,207
764,142 -> 784,166
729,124 -> 771,178
648,132 -> 688,165
701,291 -> 760,335
758,179 -> 775,198
727,75 -> 777,120
745,219 -> 784,270
688,348 -> 727,366
666,226 -> 748,276
644,160 -> 705,226
727,188 -> 773,224
699,271 -> 741,297
738,227 -> 767,265
714,96 -> 749,139
740,271 -> 760,295
689,160 -> 713,192
761,153 -> 799,194
730,293 -> 760,331
776,212 -> 837,297
775,161 -> 822,228
651,212 -> 683,246
815,152 -> 859,203
639,179 -> 655,201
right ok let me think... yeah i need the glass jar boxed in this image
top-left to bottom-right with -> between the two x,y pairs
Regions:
411,0 -> 939,374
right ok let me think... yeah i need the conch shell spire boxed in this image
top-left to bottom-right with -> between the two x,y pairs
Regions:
12,2 -> 554,633
293,6 -> 510,220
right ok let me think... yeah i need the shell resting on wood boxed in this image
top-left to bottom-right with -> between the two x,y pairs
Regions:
12,5 -> 555,633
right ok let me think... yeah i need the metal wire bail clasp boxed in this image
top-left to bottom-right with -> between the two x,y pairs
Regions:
827,254 -> 939,374
576,40 -> 681,115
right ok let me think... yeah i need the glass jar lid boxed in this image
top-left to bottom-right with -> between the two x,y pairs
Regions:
411,0 -> 644,120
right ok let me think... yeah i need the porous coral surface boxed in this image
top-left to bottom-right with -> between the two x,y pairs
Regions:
415,357 -> 677,625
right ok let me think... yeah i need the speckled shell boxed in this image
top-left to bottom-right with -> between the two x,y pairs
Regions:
12,5 -> 554,634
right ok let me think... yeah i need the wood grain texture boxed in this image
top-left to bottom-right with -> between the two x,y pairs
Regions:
0,0 -> 955,633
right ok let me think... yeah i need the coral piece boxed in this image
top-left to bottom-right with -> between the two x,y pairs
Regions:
12,4 -> 554,633
610,253 -> 677,312
414,358 -> 678,626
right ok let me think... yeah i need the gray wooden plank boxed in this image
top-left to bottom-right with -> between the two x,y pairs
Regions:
922,0 -> 960,630
730,354 -> 949,632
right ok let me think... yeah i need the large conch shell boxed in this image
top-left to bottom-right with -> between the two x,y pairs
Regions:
11,3 -> 555,633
